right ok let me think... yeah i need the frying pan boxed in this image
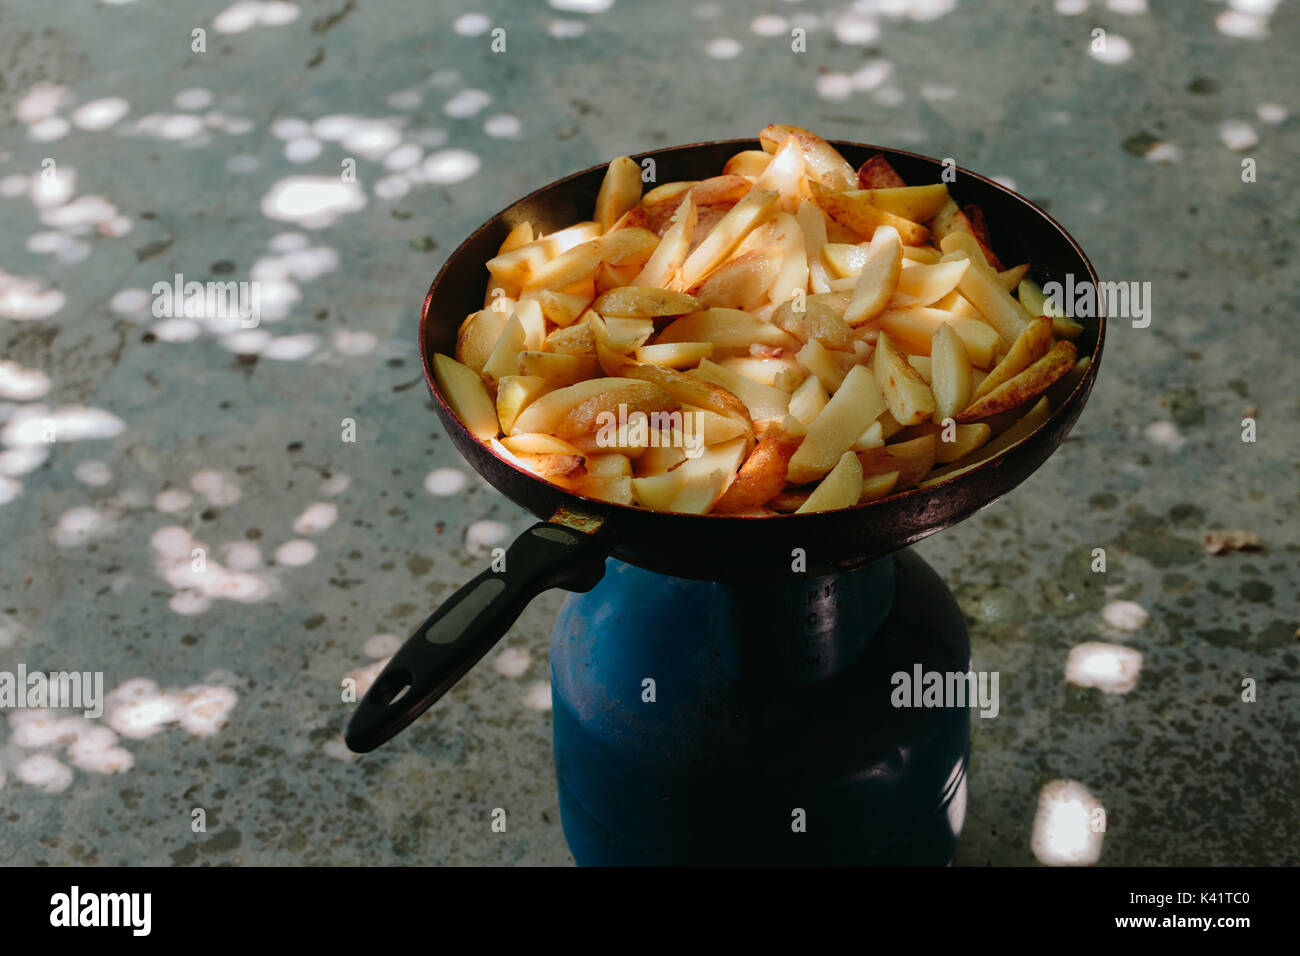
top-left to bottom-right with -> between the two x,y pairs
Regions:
345,139 -> 1106,752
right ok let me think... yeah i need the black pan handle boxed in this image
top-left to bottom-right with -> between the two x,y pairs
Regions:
345,519 -> 612,752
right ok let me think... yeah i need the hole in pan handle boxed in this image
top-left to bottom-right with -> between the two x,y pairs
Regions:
344,509 -> 612,753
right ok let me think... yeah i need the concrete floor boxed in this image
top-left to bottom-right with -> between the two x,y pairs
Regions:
0,0 -> 1295,865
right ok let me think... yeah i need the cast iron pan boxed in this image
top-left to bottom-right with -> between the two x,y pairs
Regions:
346,139 -> 1106,752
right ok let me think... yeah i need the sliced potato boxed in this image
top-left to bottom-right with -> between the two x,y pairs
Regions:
502,433 -> 585,457
679,188 -> 779,288
844,224 -> 902,325
631,436 -> 748,514
481,311 -> 529,381
536,288 -> 590,327
931,198 -> 1003,270
713,424 -> 803,514
433,354 -> 499,441
971,315 -> 1052,401
594,156 -> 643,232
635,341 -> 714,368
642,180 -> 697,205
786,364 -> 886,484
511,376 -> 646,435
796,451 -> 863,513
851,420 -> 884,452
788,373 -> 829,424
658,308 -> 799,351
856,434 -> 936,490
691,358 -> 790,422
772,296 -> 852,350
495,374 -> 549,434
758,124 -> 857,191
876,308 -> 1000,369
554,380 -> 678,440
717,355 -> 804,392
539,222 -> 603,257
593,286 -> 703,318
795,199 -> 833,294
632,194 -> 696,288
621,363 -> 755,445
956,340 -> 1077,422
1018,276 -> 1085,340
930,322 -> 973,422
687,249 -> 783,310
948,249 -> 1031,346
1044,356 -> 1091,410
874,332 -> 936,426
723,150 -> 772,179
859,470 -> 900,503
919,397 -> 1050,486
545,322 -> 596,355
856,154 -> 907,189
517,351 -> 600,387
572,473 -> 634,505
498,221 -> 534,255
796,339 -> 849,392
456,308 -> 509,374
906,354 -> 932,384
811,182 -> 929,246
851,184 -> 950,222
996,262 -> 1030,292
934,422 -> 990,463
891,258 -> 970,308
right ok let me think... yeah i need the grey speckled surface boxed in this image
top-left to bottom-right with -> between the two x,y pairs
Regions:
0,0 -> 1296,865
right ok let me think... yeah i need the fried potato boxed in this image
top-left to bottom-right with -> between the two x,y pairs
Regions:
723,150 -> 772,179
856,434 -> 936,490
931,198 -> 1003,270
511,376 -> 647,435
796,339 -> 850,392
686,250 -> 782,310
593,286 -> 703,318
891,258 -> 970,308
621,363 -> 755,445
919,397 -> 1050,487
759,124 -> 857,191
635,342 -> 714,368
1044,356 -> 1091,410
594,156 -> 643,232
499,221 -> 534,254
786,365 -> 886,484
593,315 -> 655,351
772,296 -> 852,350
810,182 -> 930,246
658,308 -> 799,351
539,222 -> 603,257
996,262 -> 1030,292
971,315 -> 1052,401
631,436 -> 748,514
642,181 -> 697,205
713,423 -> 803,513
433,354 -> 499,441
456,308 -> 509,373
859,470 -> 900,503
852,185 -> 950,222
633,194 -> 696,288
496,374 -> 549,434
679,188 -> 780,288
535,288 -> 590,327
795,199 -> 834,294
717,355 -> 804,392
787,373 -> 830,424
935,422 -> 991,463
517,350 -> 600,387
691,358 -> 790,422
545,322 -> 597,355
874,332 -> 937,426
482,302 -> 545,381
856,154 -> 907,189
930,322 -> 973,423
956,340 -> 1077,422
752,134 -> 807,213
555,380 -> 678,440
945,249 -> 1032,347
572,474 -> 634,505
844,224 -> 902,325
875,308 -> 1000,369
1018,276 -> 1085,340
796,451 -> 862,513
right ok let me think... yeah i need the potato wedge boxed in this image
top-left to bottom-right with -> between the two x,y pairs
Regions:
947,250 -> 1031,346
844,224 -> 902,325
594,156 -> 643,232
499,221 -> 534,255
856,434 -> 936,490
752,134 -> 806,213
433,354 -> 499,441
796,451 -> 863,513
593,286 -> 703,318
919,397 -> 1050,486
811,182 -> 930,246
786,365 -> 886,484
956,340 -> 1077,422
723,150 -> 772,179
495,374 -> 549,434
536,288 -> 590,327
713,424 -> 803,513
658,308 -> 799,351
859,470 -> 900,503
635,341 -> 714,368
679,188 -> 779,288
794,199 -> 834,294
996,262 -> 1030,292
687,249 -> 783,310
930,322 -> 973,422
631,436 -> 748,514
856,154 -> 907,189
971,315 -> 1052,401
545,321 -> 597,355
934,422 -> 991,463
511,376 -> 647,435
853,184 -> 950,223
621,363 -> 755,445
906,355 -> 932,384
892,258 -> 970,308
1018,276 -> 1085,340
572,474 -> 634,505
931,198 -> 1003,270
642,180 -> 697,205
456,308 -> 509,374
555,379 -> 678,440
876,308 -> 1000,369
517,351 -> 600,387
772,296 -> 852,350
796,339 -> 850,392
632,194 -> 696,288
691,358 -> 790,422
717,355 -> 804,392
1044,356 -> 1091,410
759,124 -> 857,191
788,373 -> 829,424
874,332 -> 937,426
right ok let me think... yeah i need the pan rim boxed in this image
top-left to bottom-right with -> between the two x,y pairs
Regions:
419,138 -> 1105,522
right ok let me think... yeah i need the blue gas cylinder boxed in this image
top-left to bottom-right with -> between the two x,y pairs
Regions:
551,549 -> 971,865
